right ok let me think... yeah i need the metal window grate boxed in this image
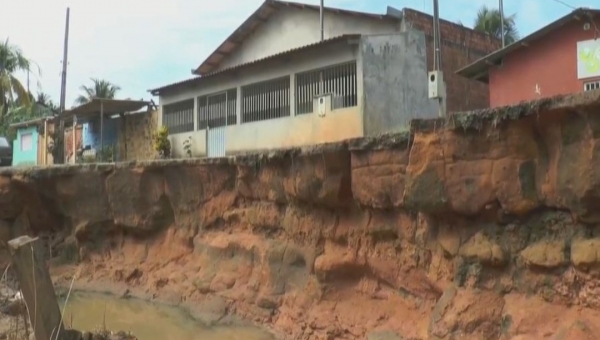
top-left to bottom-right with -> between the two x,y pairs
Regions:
584,81 -> 600,92
198,88 -> 237,129
295,61 -> 358,115
162,99 -> 194,134
241,76 -> 290,123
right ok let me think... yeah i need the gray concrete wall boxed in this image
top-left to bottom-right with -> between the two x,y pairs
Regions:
218,7 -> 400,71
360,31 -> 439,136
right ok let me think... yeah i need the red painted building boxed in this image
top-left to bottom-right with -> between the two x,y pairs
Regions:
457,8 -> 600,108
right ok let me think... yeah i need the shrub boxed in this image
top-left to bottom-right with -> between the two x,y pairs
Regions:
152,126 -> 171,158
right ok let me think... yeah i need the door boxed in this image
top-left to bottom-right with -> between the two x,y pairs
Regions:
206,92 -> 227,158
64,126 -> 82,164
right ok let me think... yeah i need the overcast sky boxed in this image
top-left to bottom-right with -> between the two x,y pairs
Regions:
0,0 -> 594,107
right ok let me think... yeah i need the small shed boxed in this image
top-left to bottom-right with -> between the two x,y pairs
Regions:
60,98 -> 153,163
10,117 -> 55,167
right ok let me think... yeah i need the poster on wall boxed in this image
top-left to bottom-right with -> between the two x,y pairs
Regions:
577,39 -> 600,79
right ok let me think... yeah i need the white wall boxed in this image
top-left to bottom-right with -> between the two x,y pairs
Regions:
226,106 -> 362,154
159,41 -> 363,158
218,7 -> 399,71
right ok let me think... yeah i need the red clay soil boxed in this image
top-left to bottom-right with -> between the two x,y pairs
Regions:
3,91 -> 600,340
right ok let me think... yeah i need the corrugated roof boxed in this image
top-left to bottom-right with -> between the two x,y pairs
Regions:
10,116 -> 54,129
61,98 -> 151,120
456,7 -> 600,83
192,0 -> 395,76
149,34 -> 361,96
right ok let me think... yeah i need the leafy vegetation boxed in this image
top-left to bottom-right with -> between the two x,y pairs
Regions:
0,39 -> 35,113
152,126 -> 171,158
473,5 -> 519,44
0,40 -> 48,139
74,78 -> 121,105
183,136 -> 192,158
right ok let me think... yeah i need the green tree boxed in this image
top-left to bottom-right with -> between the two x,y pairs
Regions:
36,92 -> 58,112
0,39 -> 36,116
0,92 -> 56,138
74,78 -> 121,105
474,5 -> 519,45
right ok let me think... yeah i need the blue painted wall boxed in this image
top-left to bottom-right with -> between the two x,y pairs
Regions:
81,117 -> 120,158
12,126 -> 39,167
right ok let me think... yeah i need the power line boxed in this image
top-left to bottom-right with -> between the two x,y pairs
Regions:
548,0 -> 600,36
549,0 -> 576,10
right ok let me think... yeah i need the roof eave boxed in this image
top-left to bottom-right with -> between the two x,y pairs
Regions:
9,117 -> 54,130
150,34 -> 360,96
63,98 -> 151,118
456,8 -> 600,83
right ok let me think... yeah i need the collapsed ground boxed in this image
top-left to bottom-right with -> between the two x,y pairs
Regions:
2,92 -> 600,339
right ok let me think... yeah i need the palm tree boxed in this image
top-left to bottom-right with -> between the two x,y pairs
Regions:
36,92 -> 58,112
0,39 -> 35,115
474,5 -> 519,45
74,78 -> 121,105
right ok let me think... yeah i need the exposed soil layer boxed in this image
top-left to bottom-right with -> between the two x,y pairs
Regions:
2,92 -> 600,339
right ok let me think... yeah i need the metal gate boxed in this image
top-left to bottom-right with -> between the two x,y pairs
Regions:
206,92 -> 227,158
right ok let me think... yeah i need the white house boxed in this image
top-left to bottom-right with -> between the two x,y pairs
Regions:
150,0 -> 440,158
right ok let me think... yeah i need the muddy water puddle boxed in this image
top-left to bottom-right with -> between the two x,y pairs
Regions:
60,292 -> 274,340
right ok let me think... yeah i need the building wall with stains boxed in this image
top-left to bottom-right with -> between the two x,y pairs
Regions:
401,8 -> 501,112
160,41 -> 363,158
224,103 -> 362,154
161,32 -> 441,158
361,30 -> 438,135
488,19 -> 600,108
117,110 -> 159,161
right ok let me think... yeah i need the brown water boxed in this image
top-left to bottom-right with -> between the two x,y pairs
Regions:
59,292 -> 274,340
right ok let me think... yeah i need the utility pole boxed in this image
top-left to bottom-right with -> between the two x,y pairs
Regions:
432,0 -> 441,71
319,0 -> 325,96
57,7 -> 70,164
429,0 -> 446,117
319,0 -> 324,41
500,0 -> 505,47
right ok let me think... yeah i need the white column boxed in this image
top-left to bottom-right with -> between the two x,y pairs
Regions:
236,86 -> 242,124
157,97 -> 163,127
193,96 -> 198,130
356,47 -> 365,137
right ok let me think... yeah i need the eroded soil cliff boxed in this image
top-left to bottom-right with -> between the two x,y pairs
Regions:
2,92 -> 600,340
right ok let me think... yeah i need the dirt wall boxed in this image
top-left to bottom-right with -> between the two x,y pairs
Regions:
2,92 -> 600,340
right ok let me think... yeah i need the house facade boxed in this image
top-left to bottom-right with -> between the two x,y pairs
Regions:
457,8 -> 600,108
61,99 -> 158,163
151,0 -> 500,158
11,117 -> 55,167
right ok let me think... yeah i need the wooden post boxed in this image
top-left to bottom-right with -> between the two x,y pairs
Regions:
8,235 -> 65,340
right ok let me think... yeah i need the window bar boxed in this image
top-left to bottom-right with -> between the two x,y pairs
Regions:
273,79 -> 277,119
267,80 -> 271,120
264,80 -> 268,121
264,80 -> 268,120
